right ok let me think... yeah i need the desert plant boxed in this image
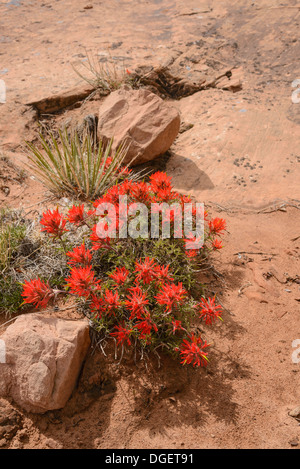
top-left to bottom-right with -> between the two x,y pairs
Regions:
22,172 -> 226,367
72,49 -> 132,94
0,210 -> 27,315
26,128 -> 132,200
0,209 -> 69,317
0,212 -> 26,274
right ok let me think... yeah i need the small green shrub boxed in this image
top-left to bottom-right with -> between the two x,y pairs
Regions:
0,209 -> 68,317
0,214 -> 26,273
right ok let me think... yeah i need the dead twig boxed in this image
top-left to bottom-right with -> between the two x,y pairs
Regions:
234,251 -> 277,256
176,9 -> 212,17
257,202 -> 300,214
238,282 -> 252,297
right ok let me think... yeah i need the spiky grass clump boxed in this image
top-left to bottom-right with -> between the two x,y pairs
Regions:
26,129 -> 130,200
72,49 -> 131,94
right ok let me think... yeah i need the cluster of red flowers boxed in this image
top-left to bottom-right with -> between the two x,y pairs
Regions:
93,171 -> 183,214
21,171 -> 226,367
91,171 -> 226,257
196,297 -> 223,325
40,208 -> 68,239
66,243 -> 92,266
155,282 -> 186,313
22,278 -> 54,309
38,171 -> 226,258
22,253 -> 222,367
180,334 -> 210,367
65,265 -> 101,298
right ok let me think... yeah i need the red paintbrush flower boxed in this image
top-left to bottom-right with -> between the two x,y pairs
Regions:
180,334 -> 210,367
197,297 -> 222,325
212,239 -> 223,250
66,243 -> 93,266
160,204 -> 182,225
118,179 -> 133,195
102,185 -> 121,206
136,316 -> 158,341
94,187 -> 120,209
155,187 -> 178,203
110,324 -> 133,346
185,249 -> 198,258
130,182 -> 151,203
154,264 -> 174,283
149,171 -> 172,193
209,217 -> 226,235
93,196 -> 105,209
184,233 -> 203,251
118,166 -> 133,177
22,278 -> 54,309
87,208 -> 96,219
102,289 -> 121,316
155,282 -> 186,312
180,194 -> 192,205
65,266 -> 99,298
109,267 -> 130,285
67,204 -> 86,226
104,157 -> 113,171
171,319 -> 183,335
134,257 -> 157,285
125,286 -> 149,320
40,208 -> 68,239
90,294 -> 104,318
90,224 -> 112,251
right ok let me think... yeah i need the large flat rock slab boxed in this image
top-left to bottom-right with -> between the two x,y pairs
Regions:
168,88 -> 300,210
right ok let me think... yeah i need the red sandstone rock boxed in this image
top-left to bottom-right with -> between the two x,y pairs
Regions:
0,314 -> 90,414
97,86 -> 180,166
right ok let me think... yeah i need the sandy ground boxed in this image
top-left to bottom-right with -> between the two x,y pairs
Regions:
0,0 -> 300,450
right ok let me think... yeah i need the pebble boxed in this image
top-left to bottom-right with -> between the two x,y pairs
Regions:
44,438 -> 63,449
289,438 -> 299,447
289,406 -> 300,419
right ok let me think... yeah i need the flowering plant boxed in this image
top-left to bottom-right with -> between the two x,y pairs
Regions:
22,171 -> 226,367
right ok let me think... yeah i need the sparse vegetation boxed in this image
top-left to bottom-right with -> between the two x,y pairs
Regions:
0,209 -> 68,317
72,49 -> 133,94
26,128 -> 132,200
